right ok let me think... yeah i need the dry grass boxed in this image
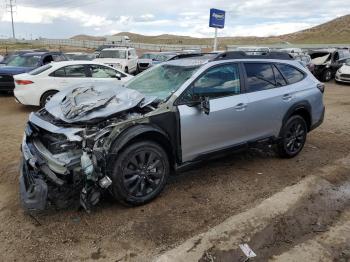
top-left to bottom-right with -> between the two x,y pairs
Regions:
0,42 -> 92,55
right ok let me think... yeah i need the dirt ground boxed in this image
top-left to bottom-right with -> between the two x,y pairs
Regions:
0,81 -> 349,262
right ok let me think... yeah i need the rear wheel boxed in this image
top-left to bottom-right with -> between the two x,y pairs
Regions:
276,115 -> 307,158
40,90 -> 58,108
110,141 -> 169,206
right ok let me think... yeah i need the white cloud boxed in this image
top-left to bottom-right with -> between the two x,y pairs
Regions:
0,5 -> 113,27
0,0 -> 349,39
226,22 -> 315,37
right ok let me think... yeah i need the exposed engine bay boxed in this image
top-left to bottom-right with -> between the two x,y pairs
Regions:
20,83 -> 161,212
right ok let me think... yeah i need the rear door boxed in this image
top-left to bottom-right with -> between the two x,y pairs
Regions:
242,62 -> 306,140
177,63 -> 250,162
50,64 -> 90,90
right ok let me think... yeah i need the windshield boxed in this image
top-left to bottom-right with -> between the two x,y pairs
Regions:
126,64 -> 200,100
346,59 -> 350,66
6,55 -> 40,67
99,50 -> 126,59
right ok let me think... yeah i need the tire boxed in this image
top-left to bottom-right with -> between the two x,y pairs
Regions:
124,67 -> 129,74
276,115 -> 307,158
40,90 -> 58,108
110,141 -> 170,206
322,69 -> 332,82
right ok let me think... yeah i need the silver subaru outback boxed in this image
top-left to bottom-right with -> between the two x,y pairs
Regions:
19,52 -> 325,211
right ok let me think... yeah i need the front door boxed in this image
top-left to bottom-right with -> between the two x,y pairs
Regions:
177,63 -> 249,162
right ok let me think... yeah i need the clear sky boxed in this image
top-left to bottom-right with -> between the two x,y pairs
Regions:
0,0 -> 348,39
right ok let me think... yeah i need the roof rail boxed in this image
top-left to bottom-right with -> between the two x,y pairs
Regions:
212,51 -> 293,61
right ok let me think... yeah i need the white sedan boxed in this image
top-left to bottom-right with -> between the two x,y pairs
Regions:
14,61 -> 133,107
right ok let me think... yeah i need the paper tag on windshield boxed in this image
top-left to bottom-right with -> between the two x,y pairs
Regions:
239,244 -> 257,258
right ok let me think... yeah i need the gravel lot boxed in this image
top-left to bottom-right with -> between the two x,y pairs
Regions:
0,81 -> 349,261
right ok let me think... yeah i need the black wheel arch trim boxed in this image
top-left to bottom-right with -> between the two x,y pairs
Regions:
281,101 -> 312,136
107,123 -> 176,170
40,90 -> 59,103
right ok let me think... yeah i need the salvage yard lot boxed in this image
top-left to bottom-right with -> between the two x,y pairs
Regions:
0,81 -> 350,261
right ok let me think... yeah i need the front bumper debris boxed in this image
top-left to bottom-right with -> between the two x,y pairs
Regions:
19,116 -> 113,212
19,158 -> 48,211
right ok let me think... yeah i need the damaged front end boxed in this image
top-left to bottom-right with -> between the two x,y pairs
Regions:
20,83 -> 158,212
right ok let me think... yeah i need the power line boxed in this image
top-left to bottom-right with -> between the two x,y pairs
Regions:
6,0 -> 16,39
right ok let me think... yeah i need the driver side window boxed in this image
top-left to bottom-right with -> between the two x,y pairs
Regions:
191,64 -> 241,99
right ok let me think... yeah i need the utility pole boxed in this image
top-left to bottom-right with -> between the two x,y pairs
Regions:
6,0 -> 16,39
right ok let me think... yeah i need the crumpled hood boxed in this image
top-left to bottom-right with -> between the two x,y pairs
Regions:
0,66 -> 34,75
311,54 -> 331,65
45,82 -> 156,123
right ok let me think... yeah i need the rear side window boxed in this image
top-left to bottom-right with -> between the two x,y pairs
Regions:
244,63 -> 276,92
275,64 -> 304,84
273,65 -> 287,86
29,64 -> 52,75
50,65 -> 87,77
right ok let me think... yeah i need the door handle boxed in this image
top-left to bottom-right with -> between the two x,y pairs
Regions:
282,94 -> 293,101
234,103 -> 247,111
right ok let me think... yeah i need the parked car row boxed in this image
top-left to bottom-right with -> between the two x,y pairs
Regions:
0,51 -> 68,92
230,46 -> 350,82
1,46 -> 349,111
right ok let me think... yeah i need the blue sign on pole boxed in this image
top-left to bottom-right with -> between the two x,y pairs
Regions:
209,8 -> 225,29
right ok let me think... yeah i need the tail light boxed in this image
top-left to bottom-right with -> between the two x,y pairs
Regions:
15,80 -> 34,85
317,83 -> 325,93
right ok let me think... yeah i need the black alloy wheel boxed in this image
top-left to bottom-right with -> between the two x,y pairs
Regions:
122,149 -> 165,197
111,141 -> 169,206
277,115 -> 307,158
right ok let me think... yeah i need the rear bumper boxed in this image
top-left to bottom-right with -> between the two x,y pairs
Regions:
310,106 -> 325,131
14,88 -> 39,106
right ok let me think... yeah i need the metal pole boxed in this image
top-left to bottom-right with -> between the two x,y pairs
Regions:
213,28 -> 218,51
9,0 -> 15,39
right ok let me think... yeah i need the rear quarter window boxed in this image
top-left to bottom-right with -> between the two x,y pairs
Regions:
275,64 -> 305,84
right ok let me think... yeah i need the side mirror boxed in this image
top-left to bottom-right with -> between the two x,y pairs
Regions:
200,96 -> 210,115
115,72 -> 122,80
